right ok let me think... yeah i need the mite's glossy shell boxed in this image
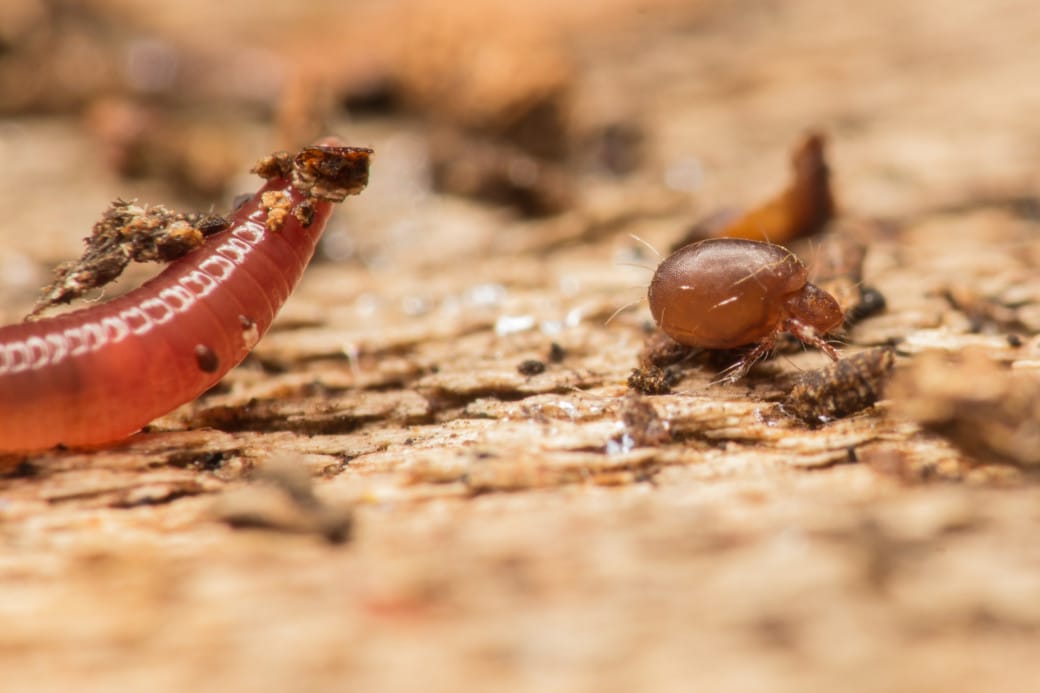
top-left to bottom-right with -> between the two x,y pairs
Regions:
648,238 -> 824,349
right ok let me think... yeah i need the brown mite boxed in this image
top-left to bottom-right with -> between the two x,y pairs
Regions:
648,238 -> 843,381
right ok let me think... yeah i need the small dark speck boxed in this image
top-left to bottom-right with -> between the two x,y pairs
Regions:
293,199 -> 316,227
193,451 -> 226,471
166,450 -> 226,471
517,359 -> 546,376
848,286 -> 887,323
194,344 -> 220,373
1007,334 -> 1023,347
196,215 -> 230,237
548,342 -> 566,363
3,459 -> 38,478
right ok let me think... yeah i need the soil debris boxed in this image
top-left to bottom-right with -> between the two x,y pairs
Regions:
261,190 -> 292,232
517,358 -> 547,376
627,365 -> 681,395
290,144 -> 374,202
29,144 -> 372,316
547,341 -> 567,363
673,132 -> 834,248
783,348 -> 896,426
252,144 -> 374,202
30,201 -> 228,316
714,132 -> 834,243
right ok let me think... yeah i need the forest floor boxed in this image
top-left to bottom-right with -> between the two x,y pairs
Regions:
1,0 -> 1039,690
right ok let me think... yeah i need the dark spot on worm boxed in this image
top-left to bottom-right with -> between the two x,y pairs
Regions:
238,315 -> 255,329
1006,334 -> 1023,347
194,344 -> 220,373
517,359 -> 546,376
196,214 -> 231,237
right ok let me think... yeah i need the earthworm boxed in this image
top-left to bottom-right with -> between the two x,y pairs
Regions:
0,143 -> 371,452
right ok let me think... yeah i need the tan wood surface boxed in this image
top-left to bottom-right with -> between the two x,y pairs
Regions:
1,1 -> 1039,690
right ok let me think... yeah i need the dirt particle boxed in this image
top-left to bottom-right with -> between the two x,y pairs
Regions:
846,286 -> 887,324
30,201 -> 229,316
548,342 -> 566,363
251,151 -> 294,180
627,366 -> 679,395
291,145 -> 373,202
517,359 -> 546,376
293,198 -> 316,227
783,348 -> 895,425
261,190 -> 292,232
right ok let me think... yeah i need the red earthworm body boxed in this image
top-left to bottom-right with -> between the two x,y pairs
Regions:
0,144 -> 371,452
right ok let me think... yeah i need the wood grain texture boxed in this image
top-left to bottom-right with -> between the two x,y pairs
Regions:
1,0 -> 1039,691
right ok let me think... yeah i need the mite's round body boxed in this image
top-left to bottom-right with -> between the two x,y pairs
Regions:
0,180 -> 332,451
648,238 -> 843,376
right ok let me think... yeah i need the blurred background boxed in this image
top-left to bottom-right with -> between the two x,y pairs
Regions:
2,0 -> 1037,320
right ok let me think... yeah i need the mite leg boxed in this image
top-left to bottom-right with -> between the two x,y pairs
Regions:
718,334 -> 778,383
783,317 -> 840,361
